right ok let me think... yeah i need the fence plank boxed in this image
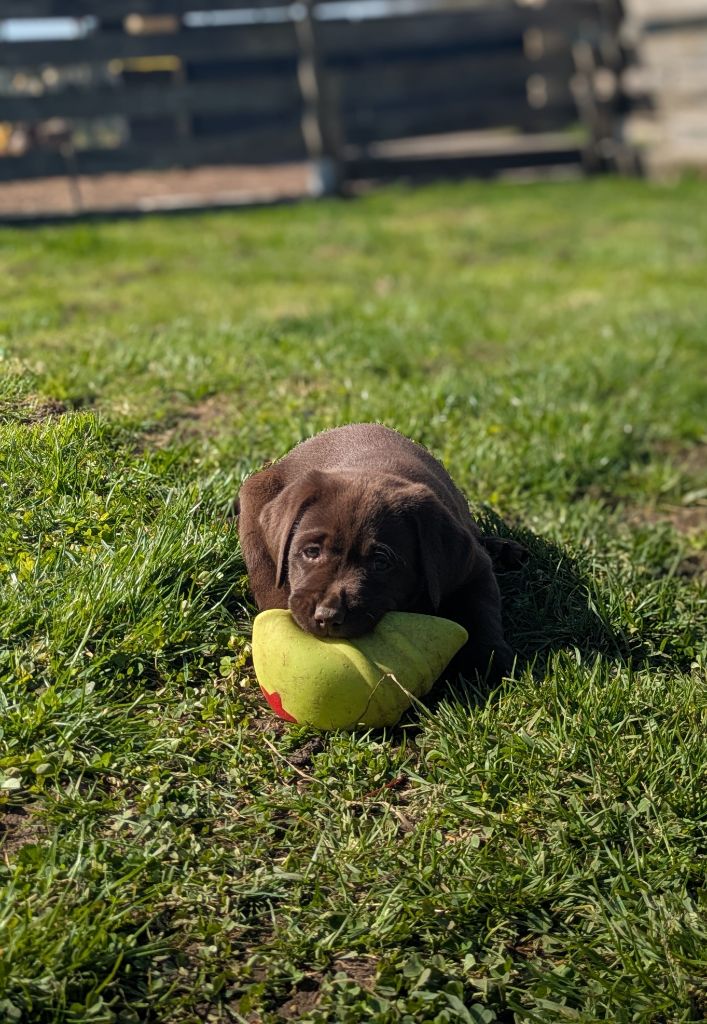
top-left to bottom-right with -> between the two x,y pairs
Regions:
0,76 -> 302,122
0,125 -> 306,180
0,0 -> 604,17
318,2 -> 604,61
640,27 -> 707,65
319,11 -> 525,61
0,0 -> 284,15
624,63 -> 707,105
345,136 -> 585,182
0,23 -> 297,68
331,51 -> 575,109
342,95 -> 578,145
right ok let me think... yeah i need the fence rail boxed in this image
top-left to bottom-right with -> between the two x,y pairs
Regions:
1,0 -> 281,15
0,0 -> 633,212
1,24 -> 298,67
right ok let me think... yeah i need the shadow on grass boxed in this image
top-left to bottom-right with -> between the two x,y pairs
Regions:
425,509 -> 695,716
489,523 -> 623,675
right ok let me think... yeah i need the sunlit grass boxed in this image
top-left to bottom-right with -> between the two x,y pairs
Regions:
0,177 -> 705,1023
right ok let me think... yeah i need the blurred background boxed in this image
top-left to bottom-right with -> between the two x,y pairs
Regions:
0,0 -> 705,220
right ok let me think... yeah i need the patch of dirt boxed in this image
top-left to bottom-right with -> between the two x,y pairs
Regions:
20,397 -> 68,424
287,737 -> 325,770
0,395 -> 68,425
587,442 -> 707,535
249,709 -> 290,740
628,503 -> 707,536
665,507 -> 707,534
332,955 -> 378,990
678,551 -> 707,580
277,978 -> 321,1020
141,394 -> 234,449
625,441 -> 707,538
276,958 -> 377,1019
653,441 -> 707,478
0,806 -> 47,859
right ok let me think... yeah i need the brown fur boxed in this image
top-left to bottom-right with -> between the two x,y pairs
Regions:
237,423 -> 521,680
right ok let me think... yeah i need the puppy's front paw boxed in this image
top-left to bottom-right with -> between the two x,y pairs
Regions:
482,536 -> 529,572
446,641 -> 514,686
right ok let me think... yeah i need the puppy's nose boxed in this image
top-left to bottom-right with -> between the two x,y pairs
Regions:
313,601 -> 346,628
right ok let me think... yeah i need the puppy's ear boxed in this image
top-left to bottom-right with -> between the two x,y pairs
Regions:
258,469 -> 325,588
393,483 -> 476,610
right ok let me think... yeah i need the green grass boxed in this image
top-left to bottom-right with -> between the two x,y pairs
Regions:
0,177 -> 705,1023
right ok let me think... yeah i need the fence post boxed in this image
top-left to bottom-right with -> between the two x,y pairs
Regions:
295,0 -> 344,196
571,0 -> 640,174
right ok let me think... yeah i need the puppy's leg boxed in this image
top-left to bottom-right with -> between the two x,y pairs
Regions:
481,536 -> 529,572
439,552 -> 513,682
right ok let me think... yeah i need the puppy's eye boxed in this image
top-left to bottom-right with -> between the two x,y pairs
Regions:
302,545 -> 321,560
372,548 -> 393,572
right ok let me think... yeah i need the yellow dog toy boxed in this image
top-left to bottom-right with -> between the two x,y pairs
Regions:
252,609 -> 468,730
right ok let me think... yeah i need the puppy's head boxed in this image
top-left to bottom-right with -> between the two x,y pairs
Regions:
258,469 -> 475,638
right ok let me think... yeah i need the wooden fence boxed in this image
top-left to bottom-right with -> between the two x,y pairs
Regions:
0,0 -> 634,205
622,0 -> 707,176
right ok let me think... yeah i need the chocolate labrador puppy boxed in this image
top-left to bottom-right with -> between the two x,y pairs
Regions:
237,423 -> 522,680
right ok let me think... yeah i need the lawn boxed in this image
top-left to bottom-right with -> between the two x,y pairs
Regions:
0,177 -> 705,1024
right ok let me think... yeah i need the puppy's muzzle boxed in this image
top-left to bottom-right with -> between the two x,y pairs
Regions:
313,594 -> 346,634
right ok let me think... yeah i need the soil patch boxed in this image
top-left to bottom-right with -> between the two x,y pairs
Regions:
622,441 -> 707,537
677,551 -> 707,580
287,737 -> 325,771
142,394 -> 235,449
276,957 -> 377,1018
332,955 -> 378,989
19,397 -> 68,424
654,441 -> 707,479
0,805 -> 47,859
628,503 -> 706,536
276,978 -> 321,1019
1,395 -> 68,425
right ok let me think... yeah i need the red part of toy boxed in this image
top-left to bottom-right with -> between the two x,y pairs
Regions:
260,686 -> 298,723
